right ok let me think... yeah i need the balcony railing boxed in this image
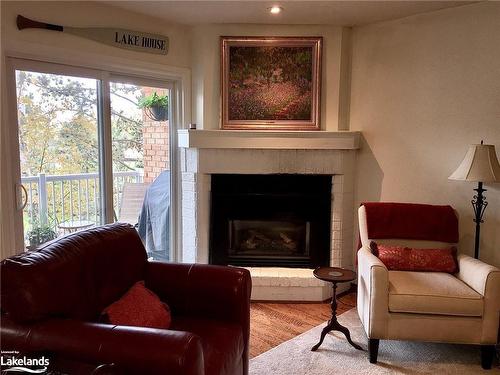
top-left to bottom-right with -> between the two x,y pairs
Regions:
21,171 -> 142,235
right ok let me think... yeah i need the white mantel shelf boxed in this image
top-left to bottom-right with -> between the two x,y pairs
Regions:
177,129 -> 361,150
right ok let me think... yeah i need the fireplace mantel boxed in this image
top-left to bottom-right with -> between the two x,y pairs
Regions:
178,129 -> 360,150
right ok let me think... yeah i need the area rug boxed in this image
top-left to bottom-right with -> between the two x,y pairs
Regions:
250,309 -> 499,374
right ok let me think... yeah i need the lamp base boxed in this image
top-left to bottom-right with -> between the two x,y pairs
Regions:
472,181 -> 487,259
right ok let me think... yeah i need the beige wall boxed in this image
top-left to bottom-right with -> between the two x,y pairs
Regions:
350,2 -> 500,266
190,24 -> 348,130
0,1 -> 191,68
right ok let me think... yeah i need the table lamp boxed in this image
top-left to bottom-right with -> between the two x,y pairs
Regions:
449,141 -> 500,259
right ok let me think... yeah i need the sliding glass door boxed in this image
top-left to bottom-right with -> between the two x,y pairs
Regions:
9,59 -> 176,261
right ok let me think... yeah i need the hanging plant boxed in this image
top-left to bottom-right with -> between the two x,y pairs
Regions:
138,92 -> 168,121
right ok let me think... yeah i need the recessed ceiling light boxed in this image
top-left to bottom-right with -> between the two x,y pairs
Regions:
269,6 -> 283,15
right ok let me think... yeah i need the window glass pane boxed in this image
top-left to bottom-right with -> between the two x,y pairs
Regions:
15,70 -> 101,249
110,82 -> 171,261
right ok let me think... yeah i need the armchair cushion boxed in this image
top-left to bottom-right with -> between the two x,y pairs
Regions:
371,242 -> 458,273
388,271 -> 483,317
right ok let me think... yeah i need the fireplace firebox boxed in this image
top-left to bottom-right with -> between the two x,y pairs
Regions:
209,174 -> 331,268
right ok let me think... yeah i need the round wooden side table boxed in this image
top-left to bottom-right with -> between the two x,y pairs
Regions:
311,266 -> 363,352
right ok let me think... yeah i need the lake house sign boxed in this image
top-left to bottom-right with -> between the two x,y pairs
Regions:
17,15 -> 169,55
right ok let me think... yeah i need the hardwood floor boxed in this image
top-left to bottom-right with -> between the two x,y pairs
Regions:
249,292 -> 357,358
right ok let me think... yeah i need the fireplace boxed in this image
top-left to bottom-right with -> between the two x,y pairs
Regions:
209,174 -> 332,268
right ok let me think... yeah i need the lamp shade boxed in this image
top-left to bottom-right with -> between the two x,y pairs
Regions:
449,144 -> 500,182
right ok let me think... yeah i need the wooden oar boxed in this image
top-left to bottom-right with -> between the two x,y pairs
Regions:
16,15 -> 168,55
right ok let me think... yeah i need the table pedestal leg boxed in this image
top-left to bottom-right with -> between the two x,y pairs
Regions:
311,282 -> 363,352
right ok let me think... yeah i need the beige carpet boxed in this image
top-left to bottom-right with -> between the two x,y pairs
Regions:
250,309 -> 499,374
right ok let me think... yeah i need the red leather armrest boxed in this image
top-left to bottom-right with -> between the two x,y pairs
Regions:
145,262 -> 251,325
145,262 -> 252,374
1,316 -> 203,375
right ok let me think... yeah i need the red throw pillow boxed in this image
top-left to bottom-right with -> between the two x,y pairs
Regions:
370,242 -> 458,273
102,281 -> 171,329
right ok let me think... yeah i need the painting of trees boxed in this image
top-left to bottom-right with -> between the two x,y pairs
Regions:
223,37 -> 322,129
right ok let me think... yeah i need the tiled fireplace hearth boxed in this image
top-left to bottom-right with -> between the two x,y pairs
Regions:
178,130 -> 360,301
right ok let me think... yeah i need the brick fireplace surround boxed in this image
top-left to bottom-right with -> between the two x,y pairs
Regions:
178,130 -> 360,301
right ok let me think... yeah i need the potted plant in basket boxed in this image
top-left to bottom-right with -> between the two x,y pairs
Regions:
138,92 -> 169,121
26,225 -> 57,250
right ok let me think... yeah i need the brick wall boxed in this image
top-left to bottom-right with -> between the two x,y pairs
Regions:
141,87 -> 169,183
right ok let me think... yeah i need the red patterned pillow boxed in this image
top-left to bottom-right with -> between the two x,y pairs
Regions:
102,281 -> 171,329
370,242 -> 458,273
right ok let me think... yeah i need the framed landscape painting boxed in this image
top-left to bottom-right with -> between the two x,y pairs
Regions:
221,36 -> 322,130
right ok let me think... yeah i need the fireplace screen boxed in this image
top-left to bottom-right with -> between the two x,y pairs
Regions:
229,220 -> 310,258
209,174 -> 331,268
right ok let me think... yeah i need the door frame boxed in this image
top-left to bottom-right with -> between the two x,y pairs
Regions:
4,52 -> 189,261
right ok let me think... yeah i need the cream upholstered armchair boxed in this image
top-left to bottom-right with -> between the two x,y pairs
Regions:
357,202 -> 500,369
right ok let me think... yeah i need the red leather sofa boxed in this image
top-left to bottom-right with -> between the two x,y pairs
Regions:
1,223 -> 252,374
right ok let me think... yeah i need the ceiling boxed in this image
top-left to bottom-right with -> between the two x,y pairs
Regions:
103,1 -> 475,27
